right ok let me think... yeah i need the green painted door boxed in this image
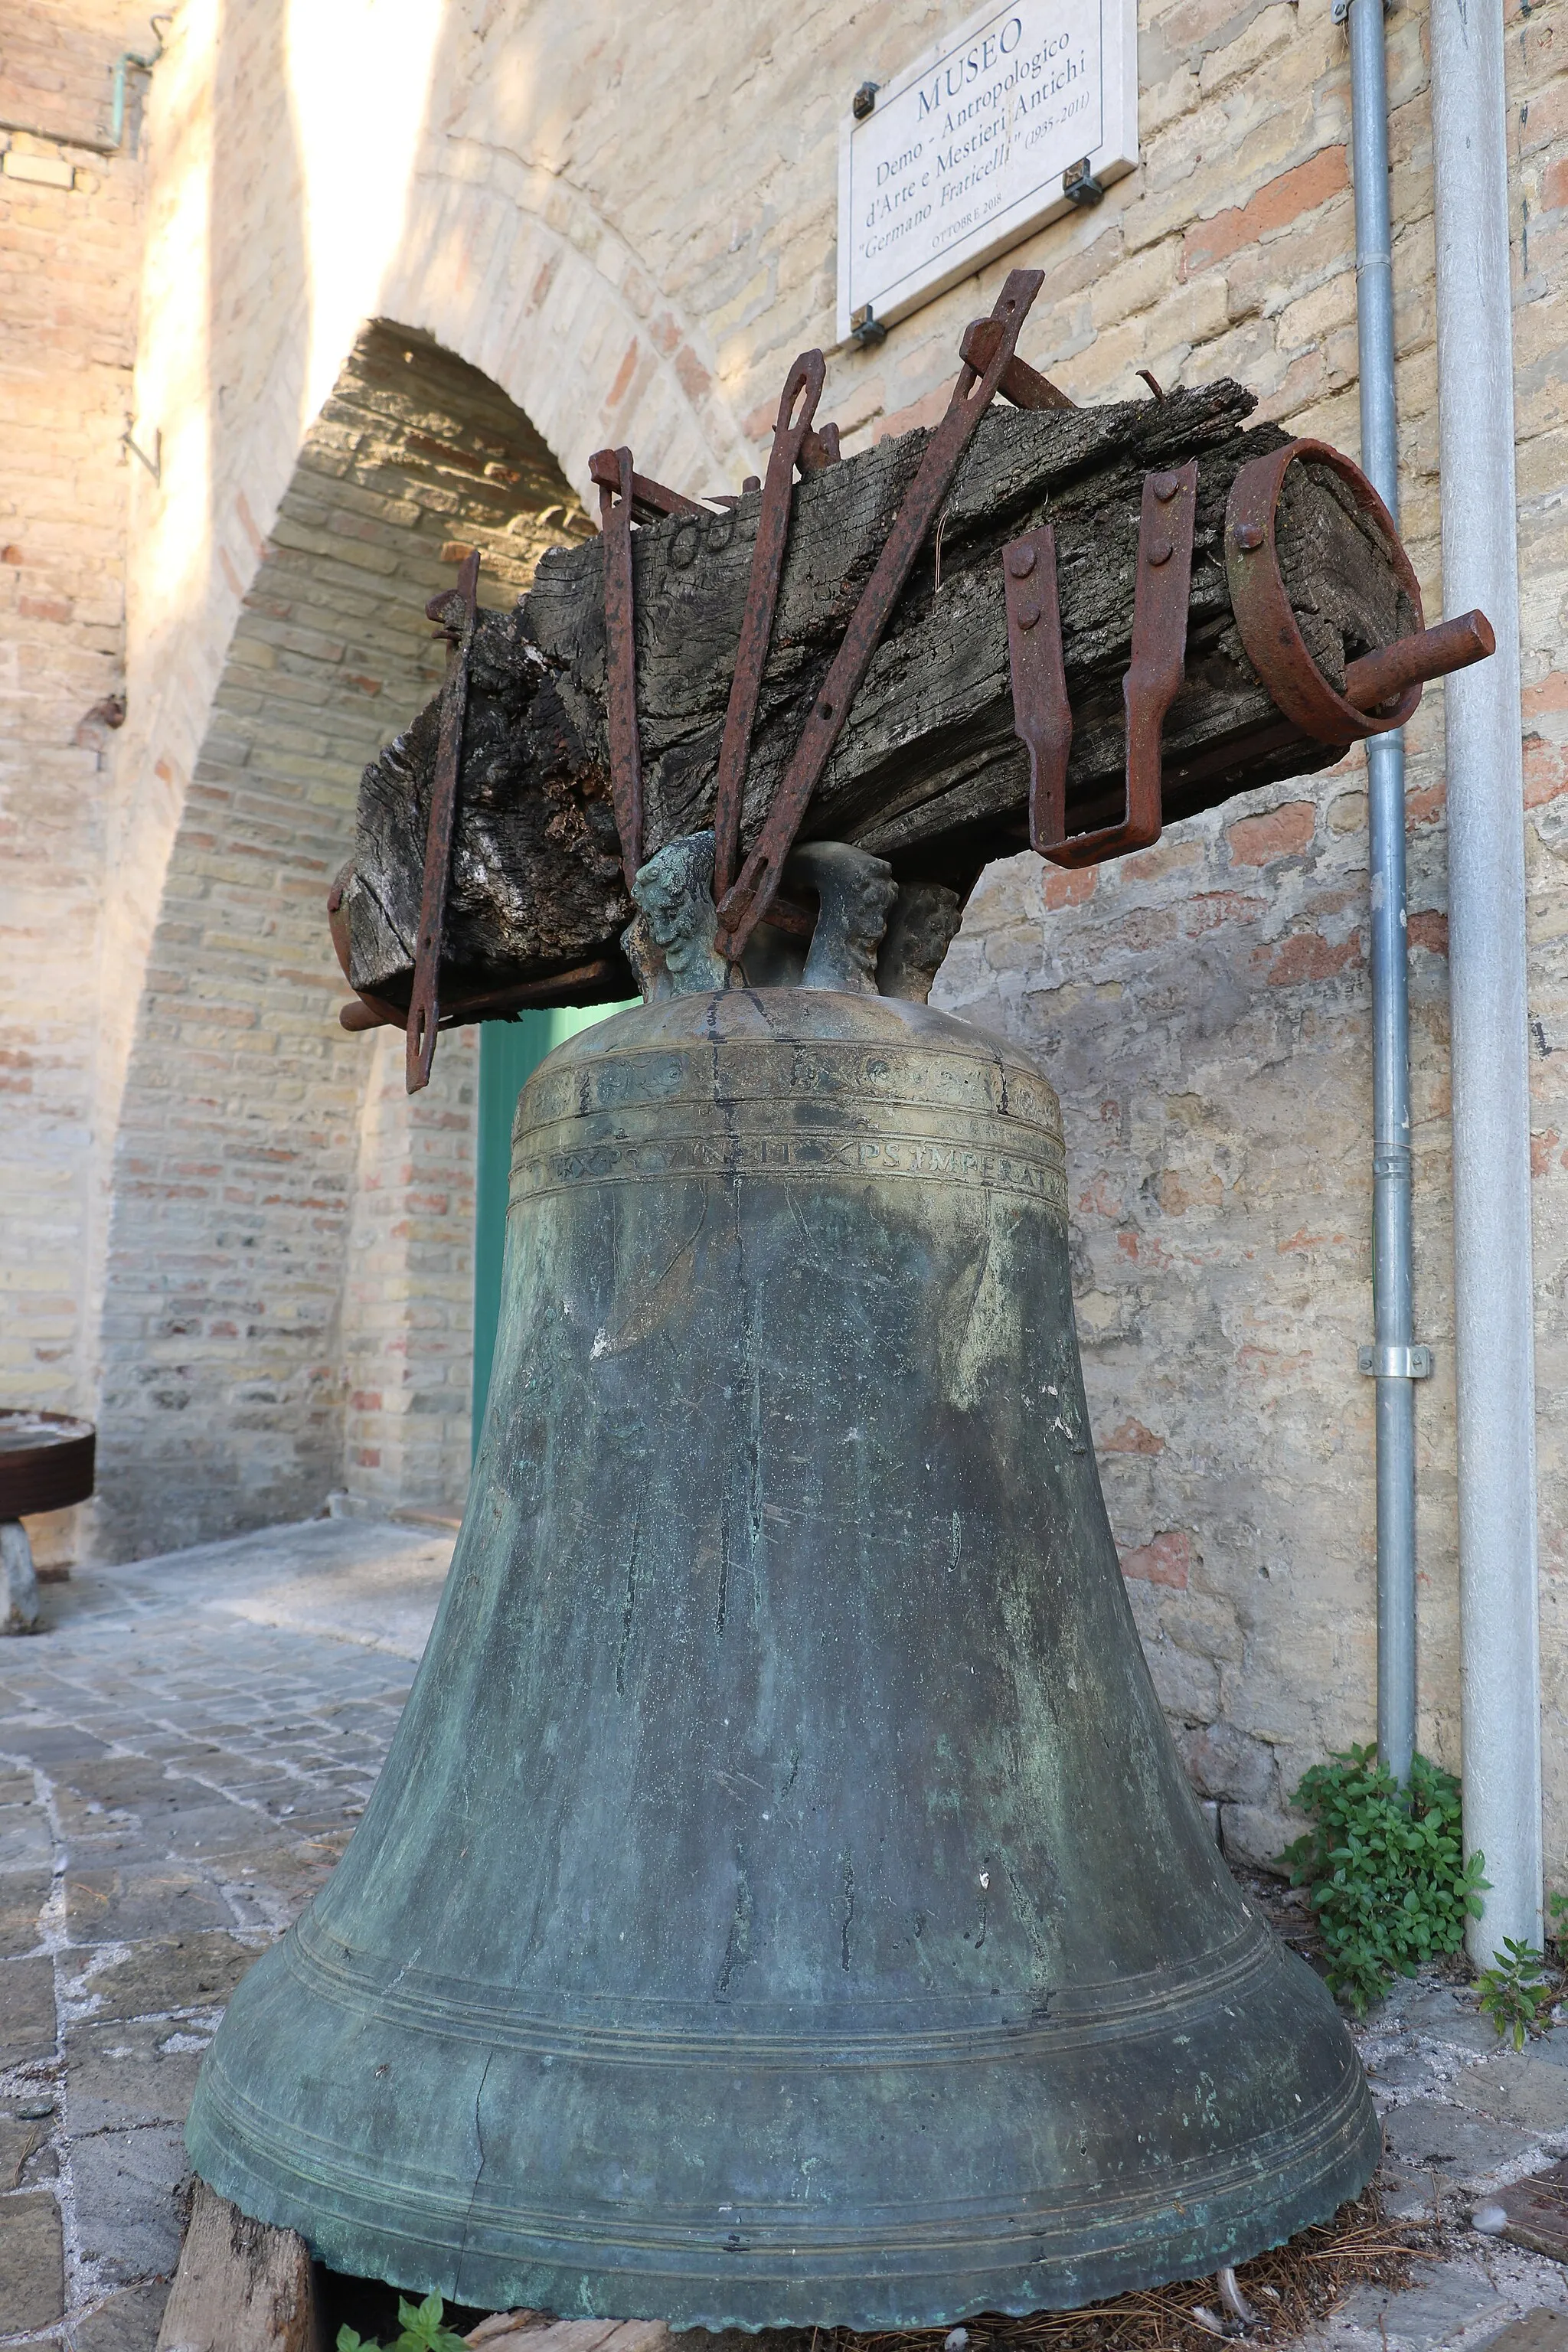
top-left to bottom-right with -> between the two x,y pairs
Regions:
472,1007 -> 629,1452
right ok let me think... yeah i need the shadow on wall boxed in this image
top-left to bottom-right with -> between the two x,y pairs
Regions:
92,299 -> 591,1558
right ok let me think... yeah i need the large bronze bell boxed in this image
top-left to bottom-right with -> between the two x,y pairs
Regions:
188,982 -> 1378,2327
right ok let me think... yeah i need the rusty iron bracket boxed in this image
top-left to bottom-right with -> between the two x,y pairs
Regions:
959,318 -> 1076,412
588,449 -> 705,527
405,548 -> 480,1093
798,419 -> 842,472
1007,460 -> 1197,870
592,447 -> 649,890
589,447 -> 718,892
1225,439 -> 1470,748
713,349 -> 828,909
1003,524 -> 1073,852
714,265 -> 1045,960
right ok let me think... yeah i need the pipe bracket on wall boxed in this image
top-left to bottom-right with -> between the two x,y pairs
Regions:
1358,1345 -> 1434,1380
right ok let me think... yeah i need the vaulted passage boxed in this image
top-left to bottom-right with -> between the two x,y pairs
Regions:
96,322 -> 588,1558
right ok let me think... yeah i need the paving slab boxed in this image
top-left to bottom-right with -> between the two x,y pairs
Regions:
1455,2056 -> 1568,2135
67,1929 -> 263,2025
66,1861 -> 237,1943
0,2184 -> 65,2328
0,1949 -> 58,2069
0,2108 -> 50,2187
1378,2164 -> 1454,2223
1383,2098 -> 1540,2181
0,1869 -> 48,1958
1478,2311 -> 1568,2352
1370,2047 -> 1452,2092
68,2278 -> 172,2350
1402,1990 -> 1507,2060
0,1802 -> 53,1872
70,2122 -> 193,2285
1337,2265 -> 1508,2348
65,2017 -> 213,2134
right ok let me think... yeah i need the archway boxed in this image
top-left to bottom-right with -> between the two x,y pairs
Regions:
94,322 -> 591,1558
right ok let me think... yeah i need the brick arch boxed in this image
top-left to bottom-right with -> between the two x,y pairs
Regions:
378,165 -> 753,513
93,322 -> 592,1560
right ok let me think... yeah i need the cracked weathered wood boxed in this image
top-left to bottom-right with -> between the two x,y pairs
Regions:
155,2178 -> 325,2351
342,382 -> 1415,1009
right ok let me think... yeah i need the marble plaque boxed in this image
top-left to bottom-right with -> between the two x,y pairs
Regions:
836,0 -> 1138,339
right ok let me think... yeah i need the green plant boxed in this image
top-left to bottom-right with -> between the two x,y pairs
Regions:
1476,1936 -> 1557,2049
338,2293 -> 470,2352
1279,1744 -> 1488,2014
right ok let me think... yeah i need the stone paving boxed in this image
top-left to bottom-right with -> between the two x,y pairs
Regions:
2,1521 -> 1568,2351
0,1519 -> 452,2348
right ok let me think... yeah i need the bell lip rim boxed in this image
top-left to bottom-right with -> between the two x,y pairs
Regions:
185,2075 -> 1380,2331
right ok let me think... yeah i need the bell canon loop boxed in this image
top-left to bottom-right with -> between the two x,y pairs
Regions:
187,988 -> 1379,2327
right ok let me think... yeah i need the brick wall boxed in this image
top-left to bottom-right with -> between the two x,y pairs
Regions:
91,322 -> 587,1557
0,1 -> 153,1564
341,1024 -> 478,1521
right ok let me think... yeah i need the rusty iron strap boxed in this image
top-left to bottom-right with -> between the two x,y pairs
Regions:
592,447 -> 648,890
1003,525 -> 1073,852
1014,462 -> 1198,871
713,348 -> 827,908
1226,439 -> 1427,747
714,266 -> 1045,961
959,318 -> 1076,411
588,449 -> 706,528
406,548 -> 480,1094
588,448 -> 710,889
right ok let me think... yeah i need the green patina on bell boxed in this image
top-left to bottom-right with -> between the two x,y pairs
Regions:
187,988 -> 1378,2327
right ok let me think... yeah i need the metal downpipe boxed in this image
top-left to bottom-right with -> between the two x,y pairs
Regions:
1346,0 -> 1417,1787
1429,0 -> 1543,1960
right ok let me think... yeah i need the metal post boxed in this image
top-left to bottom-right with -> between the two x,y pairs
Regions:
1429,0 -> 1543,1958
1346,0 -> 1419,1788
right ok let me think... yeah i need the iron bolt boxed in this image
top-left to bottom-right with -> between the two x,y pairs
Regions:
1007,544 -> 1037,579
852,80 -> 878,119
1018,599 -> 1042,630
1234,521 -> 1265,552
1148,537 -> 1174,567
1152,472 -> 1181,504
